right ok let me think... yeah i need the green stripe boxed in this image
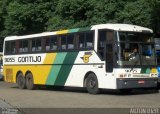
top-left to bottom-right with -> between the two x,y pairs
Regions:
78,27 -> 91,32
46,53 -> 67,85
141,68 -> 150,74
54,52 -> 78,86
68,28 -> 79,33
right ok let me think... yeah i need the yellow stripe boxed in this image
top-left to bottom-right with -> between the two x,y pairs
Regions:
4,53 -> 57,85
56,30 -> 68,35
34,53 -> 57,84
43,53 -> 57,64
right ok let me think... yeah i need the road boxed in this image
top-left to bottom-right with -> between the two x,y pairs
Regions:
0,81 -> 160,114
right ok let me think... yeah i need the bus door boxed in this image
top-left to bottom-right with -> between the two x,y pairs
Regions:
105,44 -> 114,72
98,30 -> 114,72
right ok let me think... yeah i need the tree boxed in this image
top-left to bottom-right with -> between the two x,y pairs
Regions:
150,0 -> 160,36
3,0 -> 56,35
115,0 -> 152,28
0,0 -> 160,39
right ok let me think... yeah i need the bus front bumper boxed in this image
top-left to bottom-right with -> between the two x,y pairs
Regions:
117,78 -> 158,89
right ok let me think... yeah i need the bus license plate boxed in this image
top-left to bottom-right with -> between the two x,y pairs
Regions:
138,80 -> 145,84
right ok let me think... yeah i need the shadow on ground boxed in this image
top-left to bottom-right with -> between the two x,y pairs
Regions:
10,84 -> 160,96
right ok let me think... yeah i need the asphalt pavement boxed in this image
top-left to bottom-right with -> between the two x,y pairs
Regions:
0,81 -> 160,114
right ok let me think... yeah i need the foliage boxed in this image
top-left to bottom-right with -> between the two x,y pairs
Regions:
0,0 -> 160,41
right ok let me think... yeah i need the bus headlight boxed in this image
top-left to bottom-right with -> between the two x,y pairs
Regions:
150,73 -> 158,77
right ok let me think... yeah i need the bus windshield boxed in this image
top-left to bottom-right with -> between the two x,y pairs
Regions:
117,32 -> 156,66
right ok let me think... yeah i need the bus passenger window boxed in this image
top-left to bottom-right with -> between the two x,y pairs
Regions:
5,42 -> 11,54
23,40 -> 28,52
11,42 -> 16,54
67,34 -> 74,49
32,40 -> 36,52
19,41 -> 23,53
45,38 -> 50,51
78,33 -> 85,49
50,36 -> 57,51
86,32 -> 94,48
61,35 -> 67,50
19,40 -> 28,53
32,39 -> 42,52
37,39 -> 42,51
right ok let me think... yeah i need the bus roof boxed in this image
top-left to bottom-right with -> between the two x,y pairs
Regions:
4,24 -> 153,41
92,24 -> 153,33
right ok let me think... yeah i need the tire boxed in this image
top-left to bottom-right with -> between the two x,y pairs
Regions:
17,73 -> 26,89
26,73 -> 35,90
86,73 -> 100,94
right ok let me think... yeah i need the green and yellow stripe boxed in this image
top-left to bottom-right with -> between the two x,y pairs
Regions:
45,52 -> 79,86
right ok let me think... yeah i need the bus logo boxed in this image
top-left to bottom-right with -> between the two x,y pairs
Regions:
81,52 -> 92,63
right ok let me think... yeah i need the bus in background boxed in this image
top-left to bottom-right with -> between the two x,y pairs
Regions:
0,52 -> 3,80
154,38 -> 160,85
3,24 -> 158,94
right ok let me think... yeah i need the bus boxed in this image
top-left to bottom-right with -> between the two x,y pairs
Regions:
0,52 -> 3,80
155,38 -> 160,85
3,24 -> 158,94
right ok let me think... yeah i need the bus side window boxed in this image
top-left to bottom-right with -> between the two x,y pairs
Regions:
61,35 -> 67,50
5,42 -> 11,54
37,39 -> 42,51
45,37 -> 50,51
78,33 -> 85,49
19,40 -> 28,53
32,39 -> 36,52
32,39 -> 42,52
50,36 -> 58,51
23,40 -> 28,52
11,41 -> 16,54
86,32 -> 94,49
67,34 -> 74,50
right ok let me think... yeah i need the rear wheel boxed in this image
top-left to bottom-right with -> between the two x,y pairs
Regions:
17,73 -> 26,89
26,73 -> 35,90
86,73 -> 100,94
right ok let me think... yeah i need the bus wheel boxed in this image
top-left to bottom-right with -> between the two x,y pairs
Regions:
26,73 -> 35,90
86,73 -> 100,94
17,73 -> 26,89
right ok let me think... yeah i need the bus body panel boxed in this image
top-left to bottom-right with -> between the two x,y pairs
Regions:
3,24 -> 158,91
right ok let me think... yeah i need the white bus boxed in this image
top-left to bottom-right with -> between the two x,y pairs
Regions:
3,24 -> 158,94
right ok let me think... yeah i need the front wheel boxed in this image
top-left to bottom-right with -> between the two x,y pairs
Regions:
86,73 -> 100,94
17,73 -> 26,89
26,73 -> 35,90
